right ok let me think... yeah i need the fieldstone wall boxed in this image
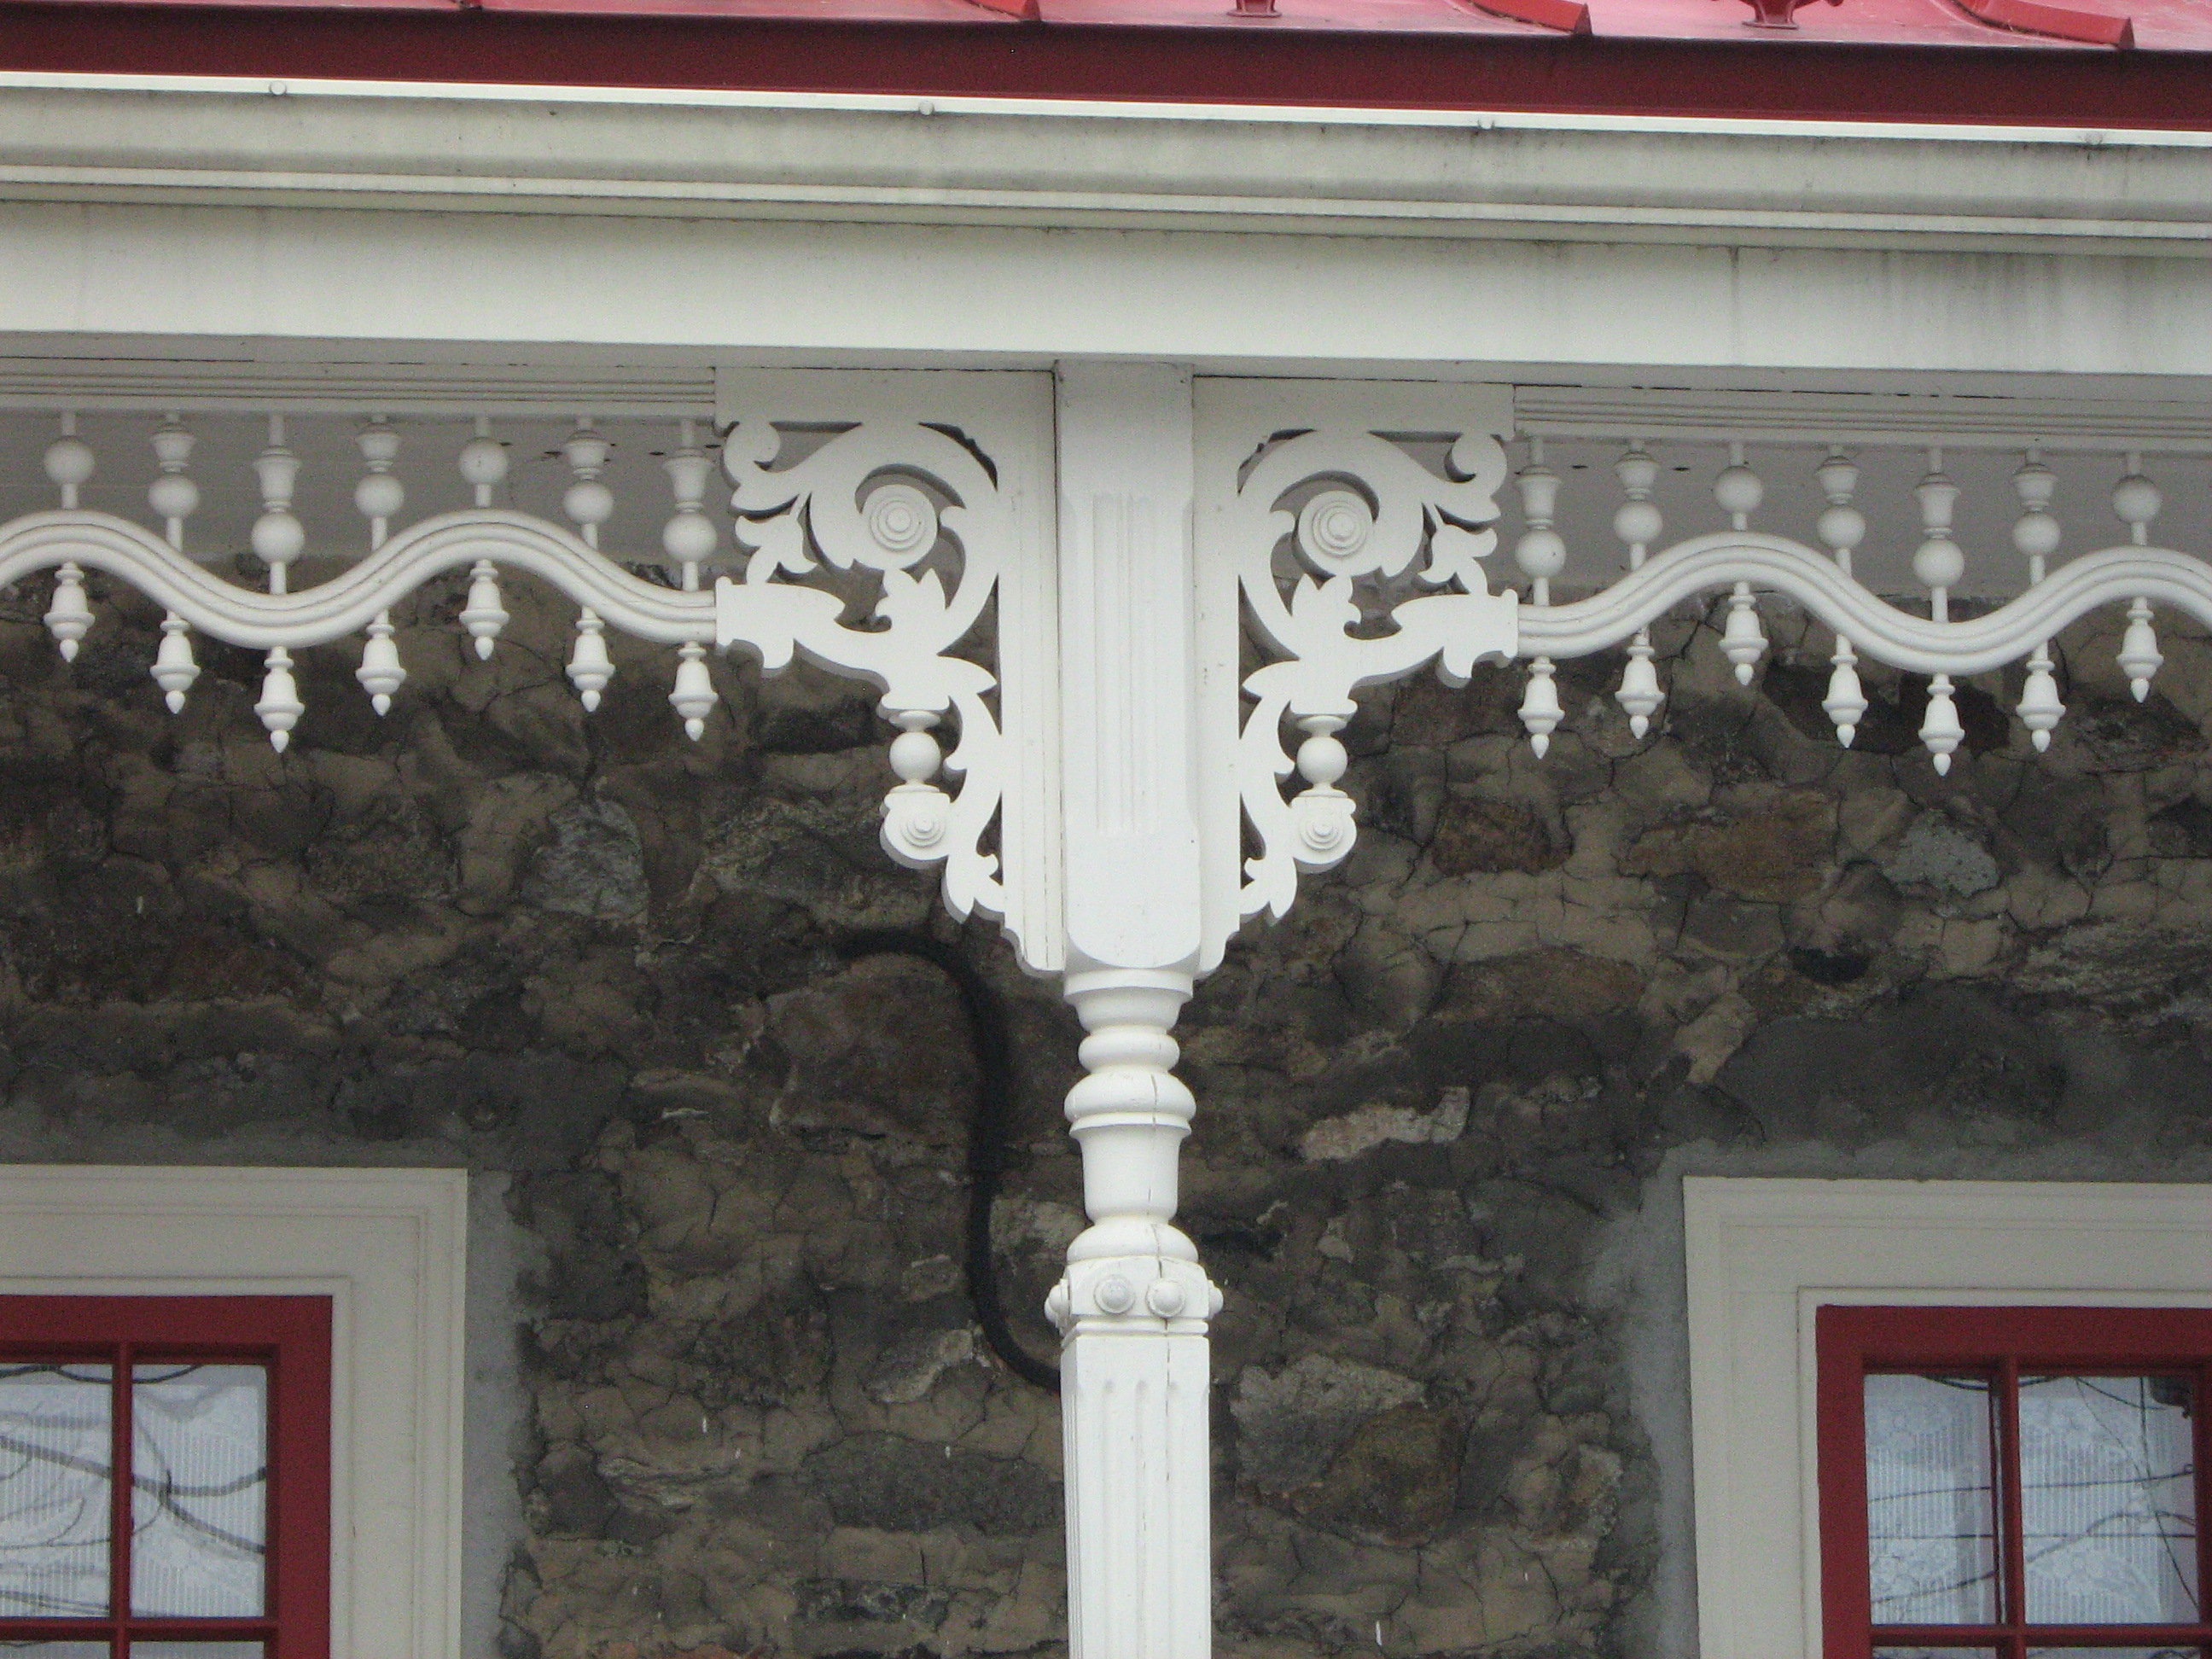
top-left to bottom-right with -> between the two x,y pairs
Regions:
5,568 -> 2212,1659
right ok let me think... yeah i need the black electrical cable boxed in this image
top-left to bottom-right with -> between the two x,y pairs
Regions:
835,930 -> 1062,1394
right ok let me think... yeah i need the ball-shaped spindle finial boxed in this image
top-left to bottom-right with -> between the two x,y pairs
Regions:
1514,525 -> 1567,584
2011,457 -> 2063,565
1613,497 -> 1662,550
663,444 -> 718,574
1815,451 -> 1865,563
1611,444 -> 1662,563
148,422 -> 200,527
355,423 -> 405,527
44,434 -> 95,504
565,425 -> 615,538
1912,533 -> 1966,594
2112,465 -> 2162,545
1818,502 -> 1867,560
459,435 -> 509,492
1714,453 -> 1762,528
889,712 -> 942,785
354,471 -> 405,521
1912,460 -> 1965,596
252,509 -> 307,566
1514,445 -> 1567,588
663,507 -> 717,566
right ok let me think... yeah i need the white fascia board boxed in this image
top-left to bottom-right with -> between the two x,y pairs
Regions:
0,72 -> 2204,255
3,201 -> 2210,385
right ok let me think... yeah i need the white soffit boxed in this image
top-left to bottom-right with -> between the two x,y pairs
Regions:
1683,1176 -> 2212,1659
0,362 -> 2206,455
0,356 -> 716,416
1512,384 -> 2212,455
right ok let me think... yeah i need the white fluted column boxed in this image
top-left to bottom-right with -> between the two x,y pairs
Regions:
1046,362 -> 1221,1659
1046,969 -> 1220,1659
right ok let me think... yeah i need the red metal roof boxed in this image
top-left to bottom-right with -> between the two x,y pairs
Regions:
2,0 -> 2209,125
9,0 -> 2205,44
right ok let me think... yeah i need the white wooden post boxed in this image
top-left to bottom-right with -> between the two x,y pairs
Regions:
1044,362 -> 1222,1659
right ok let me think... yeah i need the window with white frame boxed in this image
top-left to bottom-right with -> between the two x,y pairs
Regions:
1683,1178 -> 2212,1659
0,1167 -> 467,1659
0,1291 -> 333,1658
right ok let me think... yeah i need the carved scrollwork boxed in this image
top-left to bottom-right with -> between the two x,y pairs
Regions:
720,418 -> 1010,928
1231,424 -> 1520,921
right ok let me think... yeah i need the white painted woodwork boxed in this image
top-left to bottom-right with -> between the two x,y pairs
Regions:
714,369 -> 1064,973
2,74 -> 2207,256
1198,380 -> 1521,927
1054,364 -> 1203,976
1046,969 -> 1220,1659
2,53 -> 2210,1659
1056,1260 -> 1215,1659
5,370 -> 2212,1659
1045,365 -> 1220,1659
0,1164 -> 469,1659
1683,1178 -> 2212,1659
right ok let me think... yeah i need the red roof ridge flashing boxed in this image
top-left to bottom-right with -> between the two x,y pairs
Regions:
1953,0 -> 2132,44
1463,0 -> 1591,31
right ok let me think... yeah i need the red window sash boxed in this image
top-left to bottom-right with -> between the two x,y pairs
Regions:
1816,1303 -> 2212,1659
0,1295 -> 333,1659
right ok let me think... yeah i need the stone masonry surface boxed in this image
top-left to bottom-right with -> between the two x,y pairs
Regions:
3,562 -> 2211,1659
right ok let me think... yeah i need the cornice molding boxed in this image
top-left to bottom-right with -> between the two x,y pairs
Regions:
0,75 -> 2205,254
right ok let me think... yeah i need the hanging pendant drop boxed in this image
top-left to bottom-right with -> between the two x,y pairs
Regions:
358,610 -> 406,716
2119,598 -> 2162,702
1615,630 -> 1662,739
1824,639 -> 1866,749
2019,643 -> 2064,752
669,641 -> 717,741
461,560 -> 507,661
256,648 -> 305,753
1720,583 -> 1766,685
1518,657 -> 1562,759
151,613 -> 200,714
1920,673 -> 1964,776
44,562 -> 91,662
568,608 -> 614,712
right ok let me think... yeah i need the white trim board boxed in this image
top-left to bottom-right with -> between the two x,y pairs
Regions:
0,1163 -> 469,1659
1682,1176 -> 2212,1659
4,70 -> 2211,148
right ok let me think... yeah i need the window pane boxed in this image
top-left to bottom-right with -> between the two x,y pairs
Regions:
1866,1373 -> 2000,1625
0,1363 -> 113,1618
129,1364 -> 265,1618
2020,1374 -> 2197,1624
2025,1650 -> 2203,1658
1875,1650 -> 1999,1658
130,1646 -> 265,1658
0,1646 -> 111,1657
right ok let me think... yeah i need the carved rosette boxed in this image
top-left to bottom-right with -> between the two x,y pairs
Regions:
1229,424 -> 1521,921
722,417 -> 1011,929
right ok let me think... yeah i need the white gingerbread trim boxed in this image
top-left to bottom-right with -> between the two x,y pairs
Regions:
716,367 -> 1061,974
1195,380 -> 1518,945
